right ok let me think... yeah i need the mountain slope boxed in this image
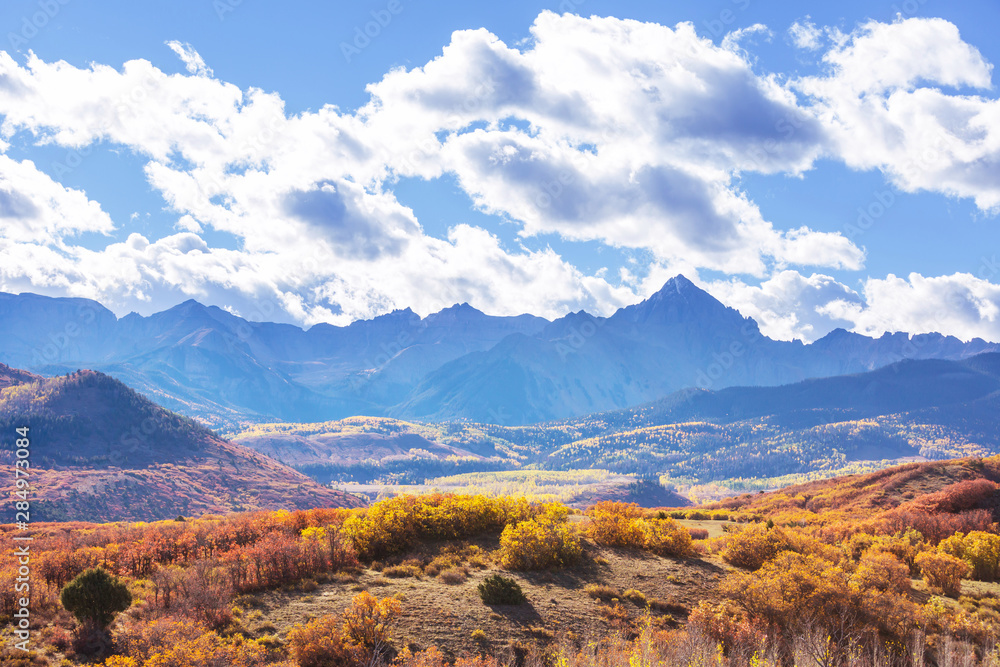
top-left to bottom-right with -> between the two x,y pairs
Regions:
0,362 -> 41,389
393,277 -> 1000,423
570,353 -> 1000,432
0,369 -> 363,521
229,355 -> 1000,499
0,293 -> 548,426
2,277 -> 997,426
704,454 -> 1000,523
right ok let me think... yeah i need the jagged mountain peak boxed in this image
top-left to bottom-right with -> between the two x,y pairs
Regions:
426,302 -> 485,320
610,274 -> 747,327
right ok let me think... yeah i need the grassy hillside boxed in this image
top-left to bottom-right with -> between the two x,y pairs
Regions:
705,454 -> 1000,528
231,356 -> 1000,503
3,456 -> 999,666
0,370 -> 363,521
0,362 -> 41,389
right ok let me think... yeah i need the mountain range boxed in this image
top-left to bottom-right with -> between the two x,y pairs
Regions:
2,276 -> 997,427
227,353 -> 1000,495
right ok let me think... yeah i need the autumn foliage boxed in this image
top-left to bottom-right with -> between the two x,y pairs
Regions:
498,508 -> 582,570
916,551 -> 971,597
0,474 -> 997,667
342,493 -> 535,561
586,501 -> 695,557
286,592 -> 401,666
719,523 -> 791,570
939,530 -> 1000,581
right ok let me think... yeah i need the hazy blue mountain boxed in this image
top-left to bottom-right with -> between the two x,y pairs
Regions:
1,276 -> 996,426
563,353 -> 1000,434
0,292 -> 548,425
392,276 -> 1000,423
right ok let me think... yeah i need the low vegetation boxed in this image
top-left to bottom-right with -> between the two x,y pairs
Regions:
0,457 -> 999,665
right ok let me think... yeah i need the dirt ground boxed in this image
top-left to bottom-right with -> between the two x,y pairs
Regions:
251,536 -> 729,659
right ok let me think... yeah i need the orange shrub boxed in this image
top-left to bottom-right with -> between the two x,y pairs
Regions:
909,479 -> 999,514
916,551 -> 970,597
498,516 -> 582,570
687,527 -> 710,540
587,502 -> 696,557
851,550 -> 910,594
342,494 -> 535,561
863,529 -> 925,575
112,617 -> 207,663
687,600 -> 764,656
101,658 -> 138,667
142,631 -> 266,667
342,591 -> 402,651
722,550 -> 920,661
939,531 -> 1000,581
720,523 -> 789,570
635,518 -> 695,558
394,647 -> 504,667
586,501 -> 645,547
287,614 -> 363,667
879,508 -> 994,544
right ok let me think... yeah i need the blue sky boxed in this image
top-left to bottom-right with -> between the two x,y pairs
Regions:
1,0 -> 999,342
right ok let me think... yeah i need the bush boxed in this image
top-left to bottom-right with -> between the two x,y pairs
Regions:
61,567 -> 132,628
688,527 -> 710,540
142,632 -> 266,667
720,524 -> 789,570
438,568 -> 468,585
588,503 -> 696,557
939,531 -> 1000,581
112,618 -> 206,664
637,518 -> 696,558
342,591 -> 402,651
383,565 -> 422,579
478,575 -> 526,605
587,501 -> 645,547
287,615 -> 362,667
584,584 -> 619,601
851,550 -> 911,594
916,551 -> 970,597
622,588 -> 647,606
342,494 -> 535,561
498,516 -> 582,570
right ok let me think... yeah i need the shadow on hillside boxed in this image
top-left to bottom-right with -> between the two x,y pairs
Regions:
484,601 -> 544,626
517,544 -> 726,591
